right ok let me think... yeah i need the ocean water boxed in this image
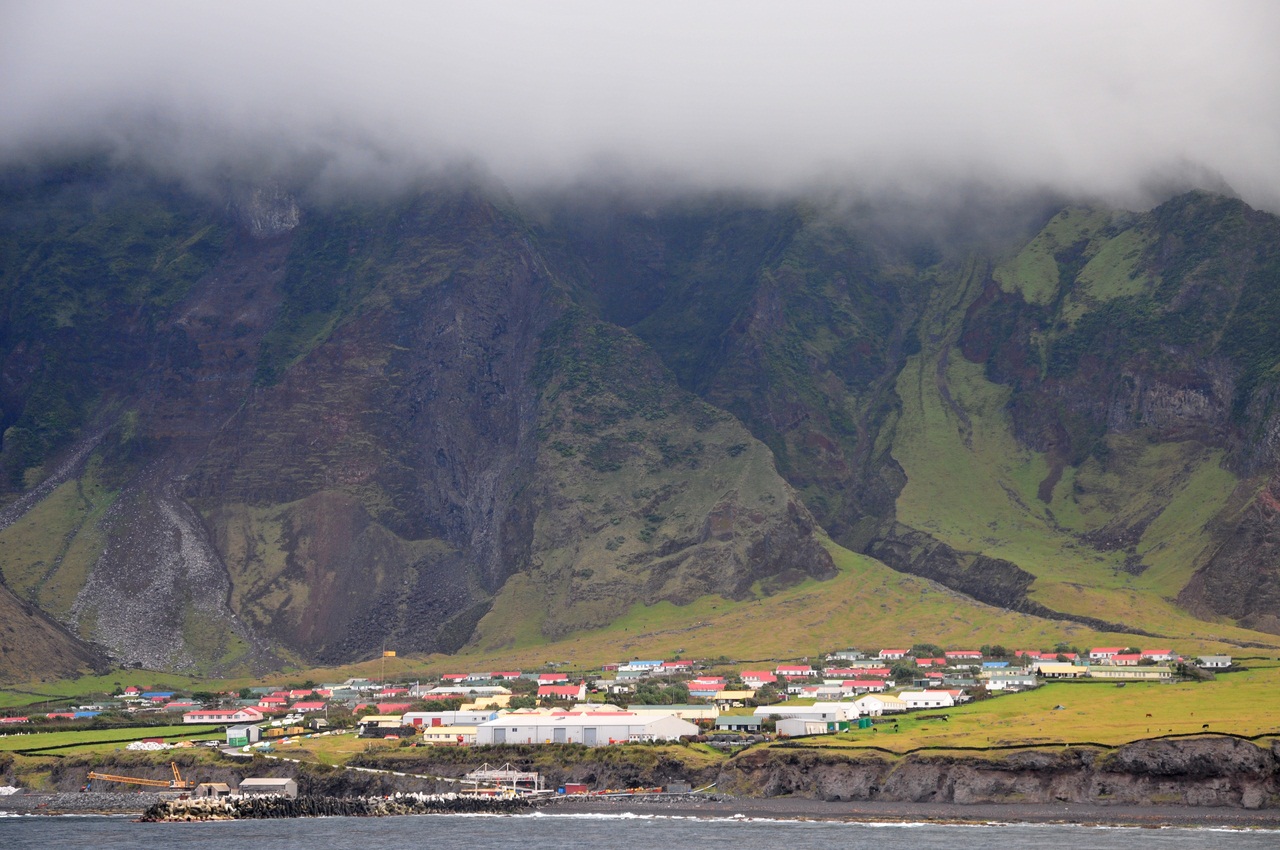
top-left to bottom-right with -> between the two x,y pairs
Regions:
1,813 -> 1277,849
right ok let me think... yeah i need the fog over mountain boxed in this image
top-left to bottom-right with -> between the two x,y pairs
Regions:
2,1 -> 1278,209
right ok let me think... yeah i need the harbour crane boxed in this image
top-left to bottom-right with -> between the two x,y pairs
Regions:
86,761 -> 195,791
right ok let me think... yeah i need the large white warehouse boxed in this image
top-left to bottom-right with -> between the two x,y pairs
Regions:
475,710 -> 698,746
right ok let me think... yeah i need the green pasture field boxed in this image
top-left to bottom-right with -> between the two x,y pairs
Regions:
0,670 -> 211,709
0,724 -> 221,753
793,660 -> 1280,753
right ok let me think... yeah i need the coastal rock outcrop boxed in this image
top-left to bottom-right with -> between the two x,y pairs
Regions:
718,736 -> 1280,809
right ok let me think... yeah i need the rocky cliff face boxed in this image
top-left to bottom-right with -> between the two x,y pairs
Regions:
720,737 -> 1280,808
0,170 -> 835,674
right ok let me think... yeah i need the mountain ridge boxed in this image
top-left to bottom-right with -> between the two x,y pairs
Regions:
2,165 -> 1279,679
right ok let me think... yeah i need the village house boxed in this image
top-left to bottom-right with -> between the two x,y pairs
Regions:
537,683 -> 587,702
658,660 -> 694,675
688,677 -> 726,698
842,679 -> 887,694
1032,661 -> 1087,678
1197,655 -> 1232,669
800,684 -> 847,700
775,664 -> 816,679
851,693 -> 906,715
593,679 -> 635,696
878,649 -> 908,660
899,690 -> 955,710
944,650 -> 982,661
421,725 -> 477,745
1089,647 -> 1126,661
708,689 -> 755,708
826,649 -> 865,662
423,685 -> 512,698
615,665 -> 654,681
714,715 -> 763,733
981,671 -> 1039,691
741,671 -> 778,686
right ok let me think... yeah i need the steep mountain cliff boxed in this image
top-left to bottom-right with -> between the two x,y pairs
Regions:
2,163 -> 1279,677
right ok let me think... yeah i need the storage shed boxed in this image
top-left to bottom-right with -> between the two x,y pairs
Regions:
237,777 -> 298,798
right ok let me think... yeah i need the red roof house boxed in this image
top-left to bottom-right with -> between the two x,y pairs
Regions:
741,671 -> 777,685
537,684 -> 587,701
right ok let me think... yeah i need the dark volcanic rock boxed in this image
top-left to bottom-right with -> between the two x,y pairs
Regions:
720,736 -> 1280,809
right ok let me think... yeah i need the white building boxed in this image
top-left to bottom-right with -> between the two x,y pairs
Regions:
402,709 -> 498,727
752,701 -> 860,723
851,694 -> 907,715
898,690 -> 955,710
1197,656 -> 1232,669
237,777 -> 297,798
776,718 -> 831,737
421,725 -> 478,745
475,711 -> 697,746
980,671 -> 1039,691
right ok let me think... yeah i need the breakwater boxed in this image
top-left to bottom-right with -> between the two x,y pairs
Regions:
140,792 -> 540,821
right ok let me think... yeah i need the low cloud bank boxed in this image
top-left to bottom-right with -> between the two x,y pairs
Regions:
2,1 -> 1277,210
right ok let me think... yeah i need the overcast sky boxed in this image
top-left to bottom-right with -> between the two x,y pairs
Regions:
2,1 -> 1278,209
